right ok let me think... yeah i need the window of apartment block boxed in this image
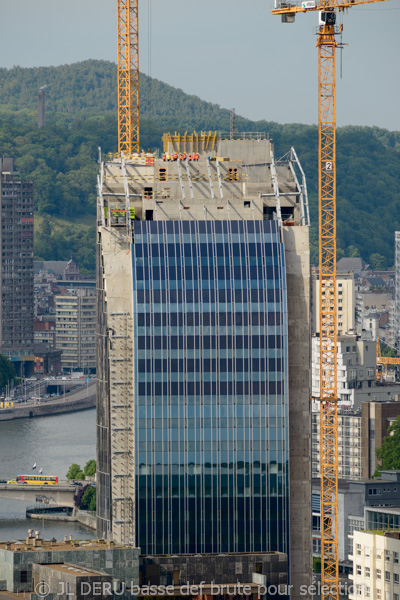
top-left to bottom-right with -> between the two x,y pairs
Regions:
376,569 -> 382,579
385,571 -> 390,582
365,567 -> 370,577
395,552 -> 399,564
356,565 -> 362,575
386,550 -> 391,561
376,590 -> 381,600
357,543 -> 362,555
365,547 -> 370,557
365,587 -> 370,598
394,594 -> 399,600
395,573 -> 400,584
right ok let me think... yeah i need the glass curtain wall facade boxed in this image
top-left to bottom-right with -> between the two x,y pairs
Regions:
132,219 -> 289,555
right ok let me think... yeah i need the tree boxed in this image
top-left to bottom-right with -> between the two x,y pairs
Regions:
380,340 -> 396,358
84,459 -> 96,477
66,463 -> 85,480
375,416 -> 400,473
0,355 -> 16,389
369,253 -> 386,271
81,486 -> 96,511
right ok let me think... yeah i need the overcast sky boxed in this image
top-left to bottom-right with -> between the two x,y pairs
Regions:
1,0 -> 399,130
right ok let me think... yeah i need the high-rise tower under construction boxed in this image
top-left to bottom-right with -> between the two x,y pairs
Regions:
97,133 -> 311,597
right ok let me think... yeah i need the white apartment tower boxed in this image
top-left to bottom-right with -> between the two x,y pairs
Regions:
349,529 -> 400,600
312,272 -> 355,335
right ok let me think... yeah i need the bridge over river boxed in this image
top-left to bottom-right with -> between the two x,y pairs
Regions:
0,484 -> 77,507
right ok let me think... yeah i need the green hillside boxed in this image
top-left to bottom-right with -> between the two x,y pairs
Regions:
0,59 -> 399,272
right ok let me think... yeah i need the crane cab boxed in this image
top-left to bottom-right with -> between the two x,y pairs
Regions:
319,10 -> 336,26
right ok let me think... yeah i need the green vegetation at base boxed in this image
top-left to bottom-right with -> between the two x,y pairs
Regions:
373,416 -> 400,477
0,60 -> 399,272
380,340 -> 397,358
0,355 -> 17,390
313,557 -> 321,573
74,484 -> 96,512
80,485 -> 96,512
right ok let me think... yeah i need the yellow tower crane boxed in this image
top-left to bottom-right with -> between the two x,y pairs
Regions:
117,0 -> 139,155
271,1 -> 387,599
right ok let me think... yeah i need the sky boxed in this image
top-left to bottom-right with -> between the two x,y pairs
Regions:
0,0 -> 399,130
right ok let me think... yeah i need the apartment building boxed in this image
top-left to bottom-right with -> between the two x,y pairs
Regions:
312,409 -> 362,480
55,288 -> 96,372
312,334 -> 376,408
312,271 -> 355,335
0,158 -> 34,372
349,529 -> 400,600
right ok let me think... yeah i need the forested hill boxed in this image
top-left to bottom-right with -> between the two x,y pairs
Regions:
0,60 -> 238,131
0,59 -> 399,272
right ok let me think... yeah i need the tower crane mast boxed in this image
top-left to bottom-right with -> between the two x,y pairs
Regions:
271,1 -> 388,599
117,0 -> 139,155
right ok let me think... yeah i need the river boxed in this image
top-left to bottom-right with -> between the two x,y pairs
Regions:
0,408 -> 97,541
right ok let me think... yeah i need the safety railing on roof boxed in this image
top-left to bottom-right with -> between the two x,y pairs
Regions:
218,132 -> 268,140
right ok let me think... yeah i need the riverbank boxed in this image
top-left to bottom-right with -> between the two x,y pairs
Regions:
0,390 -> 96,422
27,508 -> 96,530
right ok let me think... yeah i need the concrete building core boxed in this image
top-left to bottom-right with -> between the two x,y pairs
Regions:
96,133 -> 311,598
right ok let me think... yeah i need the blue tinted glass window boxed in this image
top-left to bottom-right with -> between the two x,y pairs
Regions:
133,219 -> 288,555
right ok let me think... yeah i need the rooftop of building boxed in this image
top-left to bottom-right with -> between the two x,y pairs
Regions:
34,260 -> 70,277
312,478 -> 350,492
141,551 -> 283,558
0,538 -> 130,553
337,257 -> 369,272
359,530 -> 400,540
37,562 -> 108,577
365,276 -> 387,287
365,506 -> 400,515
99,134 -> 309,229
348,471 -> 400,485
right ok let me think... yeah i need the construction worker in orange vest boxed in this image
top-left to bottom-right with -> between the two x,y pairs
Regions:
173,152 -> 178,161
183,152 -> 187,160
188,154 -> 192,161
